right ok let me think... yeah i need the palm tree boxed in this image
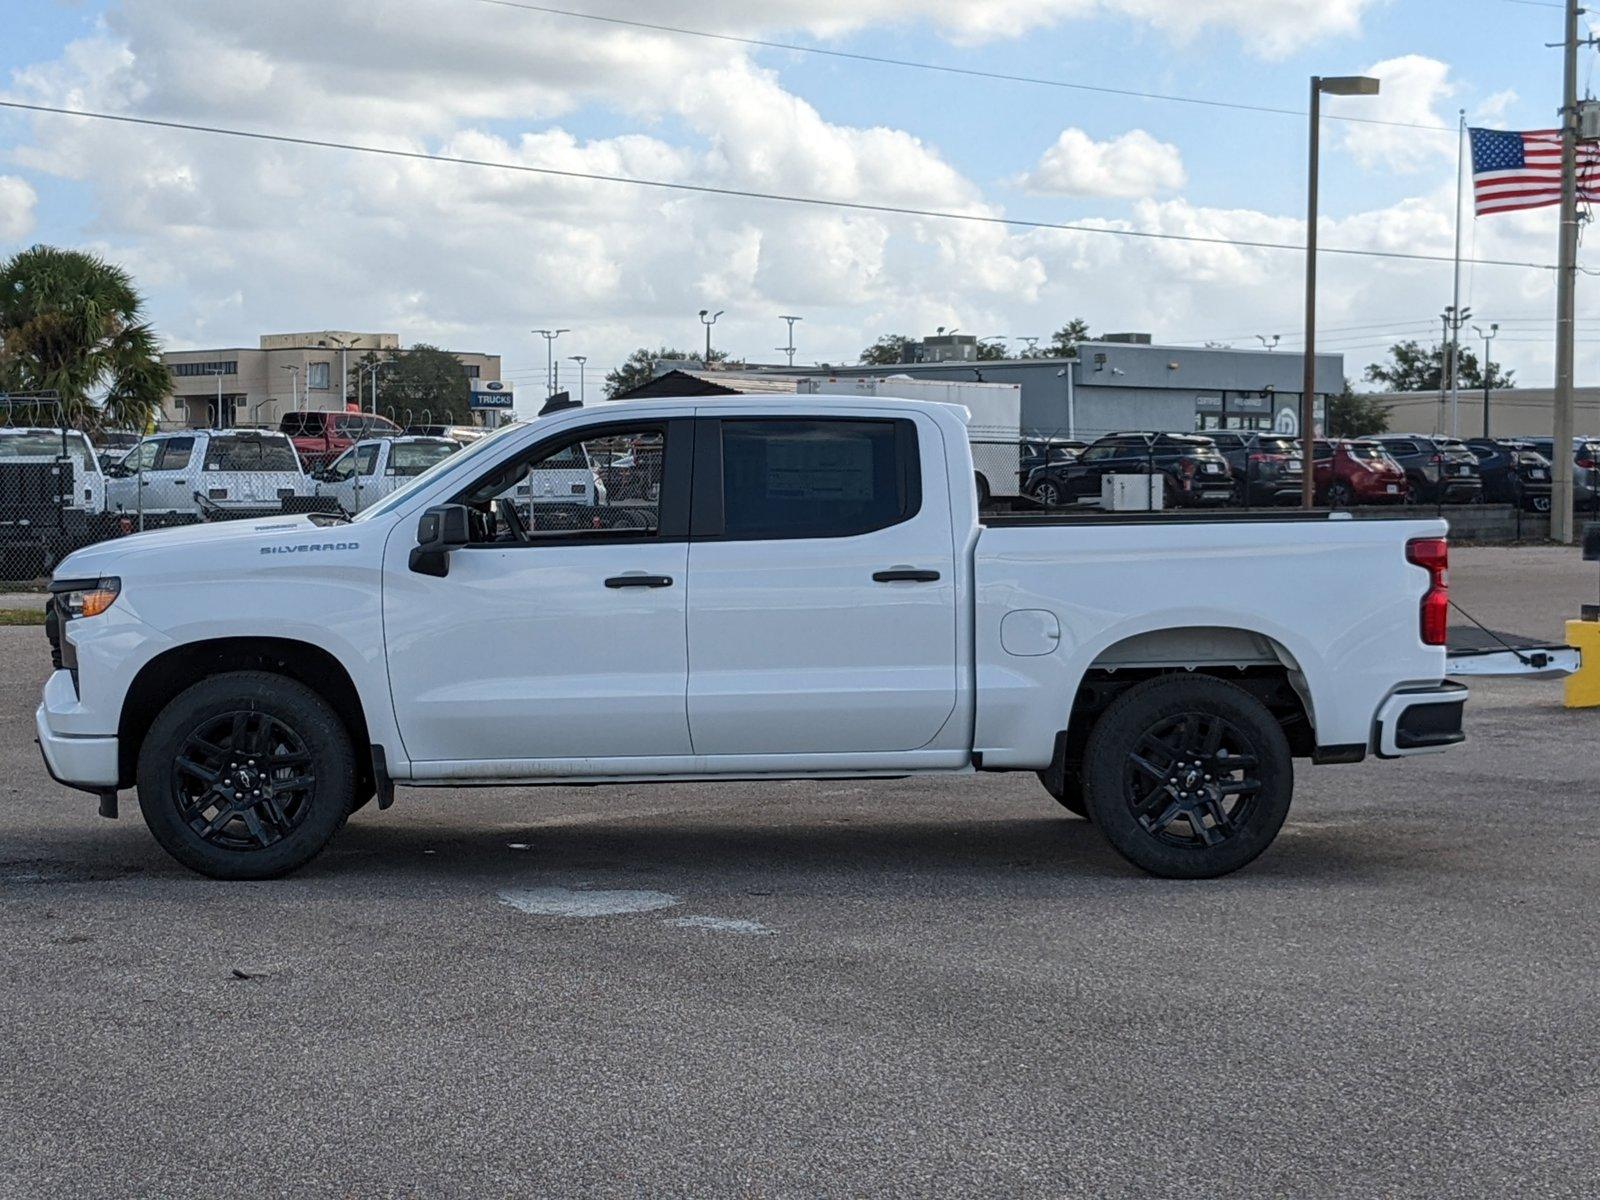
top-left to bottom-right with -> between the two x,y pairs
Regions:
0,245 -> 170,431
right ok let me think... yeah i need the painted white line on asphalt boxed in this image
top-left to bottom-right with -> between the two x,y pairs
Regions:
666,915 -> 773,935
497,885 -> 680,917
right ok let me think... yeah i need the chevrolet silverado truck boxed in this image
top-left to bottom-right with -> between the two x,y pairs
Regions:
37,396 -> 1474,881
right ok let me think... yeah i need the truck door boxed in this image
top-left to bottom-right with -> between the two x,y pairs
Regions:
383,418 -> 693,764
137,436 -> 196,513
685,414 -> 958,756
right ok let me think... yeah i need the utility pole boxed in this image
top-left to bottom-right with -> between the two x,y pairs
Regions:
777,315 -> 802,367
1448,108 -> 1467,439
1552,0 -> 1583,544
1474,323 -> 1499,438
533,329 -> 569,396
699,309 -> 724,363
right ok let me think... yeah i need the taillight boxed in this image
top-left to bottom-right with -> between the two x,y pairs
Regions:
1577,457 -> 1597,470
1430,454 -> 1446,465
1406,537 -> 1449,646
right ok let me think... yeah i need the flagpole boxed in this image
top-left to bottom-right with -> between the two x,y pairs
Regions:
1449,109 -> 1466,439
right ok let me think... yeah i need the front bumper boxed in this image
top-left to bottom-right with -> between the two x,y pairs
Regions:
35,668 -> 119,790
1373,682 -> 1468,758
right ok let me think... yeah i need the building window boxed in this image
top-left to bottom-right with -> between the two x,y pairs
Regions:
463,364 -> 481,379
307,361 -> 331,390
172,360 -> 238,378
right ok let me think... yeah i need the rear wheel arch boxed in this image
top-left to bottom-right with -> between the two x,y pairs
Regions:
117,637 -> 373,796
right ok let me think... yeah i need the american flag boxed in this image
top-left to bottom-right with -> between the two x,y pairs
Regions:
1469,127 -> 1600,216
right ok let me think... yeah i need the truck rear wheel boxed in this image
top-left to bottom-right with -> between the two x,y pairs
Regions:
136,671 -> 355,880
1082,675 -> 1292,879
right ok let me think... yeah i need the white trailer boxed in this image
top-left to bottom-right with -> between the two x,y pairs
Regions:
797,375 -> 1023,503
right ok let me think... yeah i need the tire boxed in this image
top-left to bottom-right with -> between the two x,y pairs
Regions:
1031,480 -> 1061,508
1082,675 -> 1294,879
974,473 -> 992,507
1328,482 -> 1353,508
1036,762 -> 1089,819
136,671 -> 356,880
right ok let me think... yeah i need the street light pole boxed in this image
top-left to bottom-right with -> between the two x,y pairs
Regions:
533,329 -> 569,396
280,364 -> 301,414
699,309 -> 724,362
206,366 -> 225,429
568,355 -> 587,404
1302,73 -> 1380,508
1474,323 -> 1499,439
324,335 -> 354,412
777,315 -> 802,366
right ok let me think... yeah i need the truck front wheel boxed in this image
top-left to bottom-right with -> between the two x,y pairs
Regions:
136,671 -> 356,880
1082,675 -> 1293,879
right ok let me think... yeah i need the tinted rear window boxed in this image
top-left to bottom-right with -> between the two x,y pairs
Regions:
391,441 -> 457,475
720,419 -> 915,540
204,437 -> 301,472
1256,437 -> 1297,455
279,414 -> 324,436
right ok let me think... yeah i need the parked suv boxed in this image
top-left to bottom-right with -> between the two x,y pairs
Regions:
279,410 -> 402,469
1372,434 -> 1483,503
1017,437 -> 1085,490
1310,438 -> 1408,506
1522,437 -> 1600,512
1204,431 -> 1303,505
1463,438 -> 1553,512
1025,432 -> 1234,508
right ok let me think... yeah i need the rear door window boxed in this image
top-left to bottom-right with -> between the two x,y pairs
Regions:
155,437 -> 195,470
717,419 -> 917,540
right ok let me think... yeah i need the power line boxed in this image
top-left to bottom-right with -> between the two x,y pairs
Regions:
0,101 -> 1558,272
470,0 -> 1457,135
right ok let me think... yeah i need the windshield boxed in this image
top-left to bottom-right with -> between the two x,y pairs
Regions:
1349,442 -> 1389,462
352,421 -> 525,522
0,430 -> 96,472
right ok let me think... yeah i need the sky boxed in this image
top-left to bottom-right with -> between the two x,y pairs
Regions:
0,0 -> 1595,412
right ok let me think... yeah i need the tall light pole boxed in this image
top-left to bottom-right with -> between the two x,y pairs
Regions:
568,355 -> 588,404
1303,73 -> 1381,507
323,335 -> 354,411
1474,323 -> 1499,439
280,364 -> 300,414
1013,336 -> 1041,358
1444,304 -> 1471,436
1256,334 -> 1281,352
699,309 -> 724,363
777,315 -> 802,366
359,359 -> 388,417
533,329 -> 569,396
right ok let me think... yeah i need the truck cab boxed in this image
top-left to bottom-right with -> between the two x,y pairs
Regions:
315,435 -> 458,515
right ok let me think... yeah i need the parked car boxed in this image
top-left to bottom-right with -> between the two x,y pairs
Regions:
106,429 -> 316,518
1310,439 -> 1409,506
1521,437 -> 1600,512
41,395 -> 1488,884
1017,438 -> 1085,490
1463,438 -> 1553,512
1204,432 -> 1304,505
1025,432 -> 1234,508
315,435 -> 459,515
0,428 -> 109,578
279,410 -> 402,469
1372,434 -> 1483,504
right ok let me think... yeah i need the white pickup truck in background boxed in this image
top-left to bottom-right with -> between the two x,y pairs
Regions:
105,429 -> 315,519
313,434 -> 459,515
38,396 -> 1476,881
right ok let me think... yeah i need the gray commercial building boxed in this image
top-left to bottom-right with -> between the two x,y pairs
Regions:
626,335 -> 1343,440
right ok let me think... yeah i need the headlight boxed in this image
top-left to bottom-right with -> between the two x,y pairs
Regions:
53,577 -> 121,620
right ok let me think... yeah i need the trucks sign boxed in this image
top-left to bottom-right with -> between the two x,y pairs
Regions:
470,380 -> 514,410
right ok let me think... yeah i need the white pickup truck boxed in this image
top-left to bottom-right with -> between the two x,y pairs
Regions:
37,396 -> 1475,881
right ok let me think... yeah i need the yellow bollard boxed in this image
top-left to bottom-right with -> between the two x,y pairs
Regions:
1565,619 -> 1600,708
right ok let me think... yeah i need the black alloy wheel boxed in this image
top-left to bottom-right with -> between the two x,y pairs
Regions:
1032,480 -> 1062,507
172,710 -> 316,852
1082,675 -> 1293,878
1328,482 -> 1353,508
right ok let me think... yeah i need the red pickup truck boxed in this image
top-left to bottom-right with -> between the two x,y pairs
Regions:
278,411 -> 400,469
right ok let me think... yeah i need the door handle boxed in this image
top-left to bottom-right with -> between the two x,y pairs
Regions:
873,568 -> 941,583
605,574 -> 673,589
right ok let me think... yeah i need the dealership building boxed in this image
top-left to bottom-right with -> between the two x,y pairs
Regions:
617,334 -> 1344,440
160,331 -> 502,429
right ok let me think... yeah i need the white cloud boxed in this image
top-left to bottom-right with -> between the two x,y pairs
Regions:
1330,55 -> 1456,172
1019,128 -> 1186,199
0,176 -> 38,241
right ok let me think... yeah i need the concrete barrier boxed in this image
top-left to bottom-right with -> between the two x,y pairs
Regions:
1349,503 -> 1550,544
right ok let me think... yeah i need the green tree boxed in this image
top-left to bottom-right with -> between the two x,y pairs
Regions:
0,245 -> 170,431
859,334 -> 915,366
604,345 -> 727,397
1364,339 -> 1514,392
351,344 -> 475,426
976,338 -> 1008,360
1325,383 -> 1391,437
1046,319 -> 1091,358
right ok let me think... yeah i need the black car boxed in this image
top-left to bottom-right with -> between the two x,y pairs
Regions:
1372,434 -> 1483,503
1204,431 -> 1304,505
1025,432 -> 1234,508
1521,437 -> 1600,511
1017,437 -> 1085,490
1463,438 -> 1553,512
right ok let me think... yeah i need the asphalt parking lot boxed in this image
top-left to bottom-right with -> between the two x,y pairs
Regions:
2,545 -> 1597,1199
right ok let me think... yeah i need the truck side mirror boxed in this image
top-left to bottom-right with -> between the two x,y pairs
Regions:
409,503 -> 471,577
